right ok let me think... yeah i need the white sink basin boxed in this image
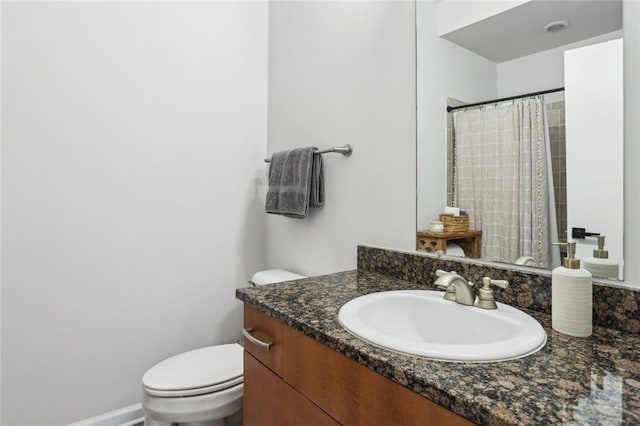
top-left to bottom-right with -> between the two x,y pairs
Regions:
338,290 -> 546,362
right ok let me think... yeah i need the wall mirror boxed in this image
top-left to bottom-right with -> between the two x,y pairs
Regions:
416,0 -> 624,280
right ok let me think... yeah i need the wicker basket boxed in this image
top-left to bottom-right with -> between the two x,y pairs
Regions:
438,213 -> 469,232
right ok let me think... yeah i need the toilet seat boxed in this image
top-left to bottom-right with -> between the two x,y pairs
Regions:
143,343 -> 243,398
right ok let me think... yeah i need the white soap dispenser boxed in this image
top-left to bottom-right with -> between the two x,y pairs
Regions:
583,235 -> 619,280
551,241 -> 592,337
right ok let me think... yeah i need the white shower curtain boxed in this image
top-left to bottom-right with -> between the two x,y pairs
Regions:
453,97 -> 555,268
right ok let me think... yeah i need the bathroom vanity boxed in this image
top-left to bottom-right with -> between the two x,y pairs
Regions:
236,246 -> 640,425
243,304 -> 469,425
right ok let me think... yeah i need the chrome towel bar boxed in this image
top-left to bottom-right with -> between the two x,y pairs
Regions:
264,144 -> 353,163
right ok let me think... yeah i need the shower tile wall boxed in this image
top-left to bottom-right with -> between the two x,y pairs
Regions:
446,98 -> 466,206
547,101 -> 567,243
446,110 -> 453,205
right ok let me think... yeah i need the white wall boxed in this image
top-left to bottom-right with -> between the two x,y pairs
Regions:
0,1 -> 3,422
265,1 -> 416,275
417,1 -> 497,229
497,30 -> 623,97
565,40 -> 624,269
1,2 -> 268,424
624,0 -> 640,284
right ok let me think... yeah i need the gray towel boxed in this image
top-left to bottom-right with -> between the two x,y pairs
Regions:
266,147 -> 324,218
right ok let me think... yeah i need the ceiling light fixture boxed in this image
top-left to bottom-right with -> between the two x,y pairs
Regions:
543,20 -> 571,33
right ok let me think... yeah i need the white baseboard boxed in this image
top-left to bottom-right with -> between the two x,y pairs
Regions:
68,403 -> 144,426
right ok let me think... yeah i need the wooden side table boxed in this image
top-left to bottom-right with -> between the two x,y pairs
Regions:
416,230 -> 482,258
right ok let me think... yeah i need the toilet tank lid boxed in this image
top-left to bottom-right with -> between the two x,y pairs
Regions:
142,343 -> 242,392
250,269 -> 306,286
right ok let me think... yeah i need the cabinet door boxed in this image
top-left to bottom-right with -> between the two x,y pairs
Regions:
243,352 -> 339,426
283,326 -> 473,426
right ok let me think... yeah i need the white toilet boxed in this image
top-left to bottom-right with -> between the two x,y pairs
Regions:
141,269 -> 305,426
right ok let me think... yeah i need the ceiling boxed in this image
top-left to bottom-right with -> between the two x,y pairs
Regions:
441,0 -> 623,63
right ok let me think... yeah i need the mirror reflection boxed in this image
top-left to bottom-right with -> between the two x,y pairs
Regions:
416,0 -> 624,279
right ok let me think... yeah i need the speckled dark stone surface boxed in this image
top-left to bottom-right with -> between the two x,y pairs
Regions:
237,270 -> 640,425
358,245 -> 640,334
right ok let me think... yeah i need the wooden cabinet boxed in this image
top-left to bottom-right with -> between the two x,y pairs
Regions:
244,351 -> 339,426
243,305 -> 473,426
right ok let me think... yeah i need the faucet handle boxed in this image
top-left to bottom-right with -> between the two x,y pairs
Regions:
473,277 -> 509,309
481,277 -> 508,289
434,270 -> 457,289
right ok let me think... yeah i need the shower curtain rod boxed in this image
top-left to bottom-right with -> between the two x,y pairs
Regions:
446,87 -> 565,113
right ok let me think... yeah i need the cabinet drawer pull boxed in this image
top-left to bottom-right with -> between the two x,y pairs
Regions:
242,327 -> 273,351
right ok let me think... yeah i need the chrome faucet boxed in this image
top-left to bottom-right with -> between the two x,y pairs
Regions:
434,270 -> 476,305
434,270 -> 509,309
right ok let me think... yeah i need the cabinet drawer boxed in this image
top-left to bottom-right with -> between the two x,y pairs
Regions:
244,352 -> 339,426
243,305 -> 284,376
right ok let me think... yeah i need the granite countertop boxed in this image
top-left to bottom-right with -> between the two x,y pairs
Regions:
236,270 -> 640,426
